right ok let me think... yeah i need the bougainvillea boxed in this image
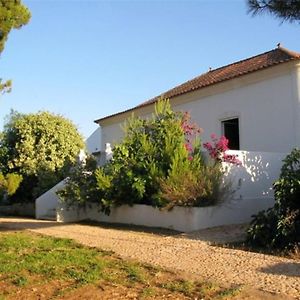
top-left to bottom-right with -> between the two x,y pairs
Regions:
181,112 -> 202,160
203,133 -> 241,165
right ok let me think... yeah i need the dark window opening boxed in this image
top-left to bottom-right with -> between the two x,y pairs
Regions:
222,118 -> 240,150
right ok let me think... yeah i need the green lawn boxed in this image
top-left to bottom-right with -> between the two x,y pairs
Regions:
0,231 -> 242,299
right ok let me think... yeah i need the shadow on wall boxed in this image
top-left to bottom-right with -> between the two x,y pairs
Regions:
260,262 -> 300,277
0,203 -> 35,217
224,151 -> 286,201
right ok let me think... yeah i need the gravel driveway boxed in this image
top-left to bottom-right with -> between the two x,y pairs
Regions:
0,217 -> 299,299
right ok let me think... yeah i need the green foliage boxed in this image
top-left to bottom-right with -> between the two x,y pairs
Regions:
0,79 -> 11,94
102,99 -> 189,208
58,156 -> 99,206
247,0 -> 300,23
60,99 -> 230,213
0,0 -> 31,54
247,149 -> 300,249
160,162 -> 232,208
0,0 -> 31,94
0,111 -> 84,201
0,172 -> 22,199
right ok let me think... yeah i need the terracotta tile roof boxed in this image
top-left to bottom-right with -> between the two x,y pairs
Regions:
95,46 -> 300,124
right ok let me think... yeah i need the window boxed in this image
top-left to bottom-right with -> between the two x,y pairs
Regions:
222,118 -> 240,150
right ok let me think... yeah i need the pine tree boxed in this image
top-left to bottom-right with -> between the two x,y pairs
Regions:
0,0 -> 31,93
247,0 -> 300,23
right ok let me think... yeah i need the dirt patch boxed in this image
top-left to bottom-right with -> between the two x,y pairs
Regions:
0,280 -> 293,300
0,276 -> 291,300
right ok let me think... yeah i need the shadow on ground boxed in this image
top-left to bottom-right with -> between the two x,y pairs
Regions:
0,217 -> 251,243
78,220 -> 180,237
260,262 -> 300,277
0,217 -> 69,231
0,217 -> 180,237
177,223 -> 248,244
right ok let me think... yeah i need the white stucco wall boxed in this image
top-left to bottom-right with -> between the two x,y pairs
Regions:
224,150 -> 285,202
85,127 -> 101,154
99,63 -> 300,153
100,122 -> 124,154
35,180 -> 66,220
176,74 -> 295,152
56,202 -> 267,232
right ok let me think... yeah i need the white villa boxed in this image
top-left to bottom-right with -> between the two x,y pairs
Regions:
36,45 -> 300,231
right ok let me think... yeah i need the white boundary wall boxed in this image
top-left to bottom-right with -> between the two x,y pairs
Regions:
54,150 -> 286,232
57,199 -> 273,232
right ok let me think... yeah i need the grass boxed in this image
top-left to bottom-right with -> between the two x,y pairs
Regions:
0,231 -> 243,299
161,280 -> 241,299
162,280 -> 195,295
0,232 -> 109,284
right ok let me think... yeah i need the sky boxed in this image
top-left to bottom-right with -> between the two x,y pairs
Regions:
0,0 -> 299,139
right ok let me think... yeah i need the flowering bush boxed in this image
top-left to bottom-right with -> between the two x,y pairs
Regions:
203,134 -> 241,165
59,99 -> 238,213
94,99 -> 206,211
181,112 -> 202,159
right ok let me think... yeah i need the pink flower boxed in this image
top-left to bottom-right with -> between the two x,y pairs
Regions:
210,133 -> 217,140
181,111 -> 202,159
204,134 -> 241,165
184,143 -> 193,152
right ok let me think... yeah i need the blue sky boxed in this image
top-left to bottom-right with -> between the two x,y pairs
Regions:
0,0 -> 299,138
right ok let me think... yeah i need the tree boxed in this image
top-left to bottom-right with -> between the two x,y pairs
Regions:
247,0 -> 300,23
0,0 -> 31,93
0,172 -> 22,200
0,111 -> 85,201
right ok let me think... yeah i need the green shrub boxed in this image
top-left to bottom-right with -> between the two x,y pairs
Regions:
0,172 -> 23,200
59,99 -> 235,213
85,100 -> 197,211
58,156 -> 98,206
160,163 -> 233,208
247,149 -> 300,249
0,111 -> 84,201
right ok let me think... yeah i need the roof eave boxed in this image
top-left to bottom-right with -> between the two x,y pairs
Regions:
95,48 -> 300,125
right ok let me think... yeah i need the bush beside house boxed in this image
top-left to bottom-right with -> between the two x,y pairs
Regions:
59,99 -> 239,214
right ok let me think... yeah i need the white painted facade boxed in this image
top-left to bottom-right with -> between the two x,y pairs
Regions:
85,127 -> 101,154
98,62 -> 300,153
36,52 -> 300,229
35,180 -> 66,220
